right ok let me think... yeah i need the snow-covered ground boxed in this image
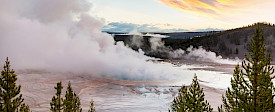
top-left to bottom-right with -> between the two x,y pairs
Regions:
16,60 -> 235,112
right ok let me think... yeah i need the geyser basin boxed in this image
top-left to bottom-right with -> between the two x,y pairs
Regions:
101,61 -> 232,90
16,60 -> 234,112
0,0 -> 237,111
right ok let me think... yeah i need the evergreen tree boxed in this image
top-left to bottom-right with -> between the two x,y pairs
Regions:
88,99 -> 96,112
220,24 -> 275,112
0,57 -> 30,112
19,103 -> 30,112
50,82 -> 63,112
63,81 -> 82,112
219,65 -> 251,112
171,75 -> 213,112
171,86 -> 188,112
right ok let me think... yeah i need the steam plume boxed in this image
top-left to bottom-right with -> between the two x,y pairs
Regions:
0,0 -> 191,81
124,30 -> 240,64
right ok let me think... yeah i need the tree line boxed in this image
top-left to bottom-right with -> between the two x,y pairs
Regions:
1,25 -> 274,112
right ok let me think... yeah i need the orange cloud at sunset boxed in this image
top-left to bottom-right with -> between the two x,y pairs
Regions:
157,0 -> 272,18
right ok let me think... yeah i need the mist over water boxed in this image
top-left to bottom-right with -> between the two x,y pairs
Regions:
184,46 -> 240,64
0,0 -> 186,81
0,0 -> 238,83
127,30 -> 240,65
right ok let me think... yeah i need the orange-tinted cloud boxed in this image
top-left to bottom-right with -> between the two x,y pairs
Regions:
157,0 -> 263,17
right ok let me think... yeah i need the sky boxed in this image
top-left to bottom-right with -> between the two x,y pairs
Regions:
88,0 -> 275,32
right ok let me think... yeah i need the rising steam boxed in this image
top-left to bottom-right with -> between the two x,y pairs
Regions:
129,31 -> 241,64
0,0 -> 191,81
125,29 -> 240,64
0,0 -> 239,82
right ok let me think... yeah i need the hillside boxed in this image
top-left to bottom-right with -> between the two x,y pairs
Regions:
113,22 -> 275,60
165,22 -> 275,59
157,31 -> 220,39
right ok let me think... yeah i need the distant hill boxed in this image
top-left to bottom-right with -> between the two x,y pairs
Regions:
164,22 -> 275,59
111,31 -> 221,39
103,31 -> 128,35
112,22 -> 275,60
157,31 -> 221,39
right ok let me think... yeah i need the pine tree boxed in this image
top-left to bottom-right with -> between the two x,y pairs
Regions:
50,82 -> 63,112
0,57 -> 30,112
219,65 -> 251,112
63,81 -> 82,112
171,86 -> 188,112
19,103 -> 30,112
220,24 -> 275,112
171,75 -> 213,112
72,92 -> 81,112
88,99 -> 96,112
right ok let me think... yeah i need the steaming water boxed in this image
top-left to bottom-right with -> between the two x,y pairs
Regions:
0,0 -> 235,111
79,61 -> 233,112
109,61 -> 232,89
16,59 -> 233,112
0,0 -> 238,84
